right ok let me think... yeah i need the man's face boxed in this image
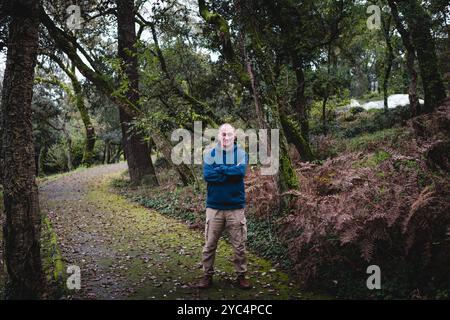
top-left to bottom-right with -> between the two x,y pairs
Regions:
218,125 -> 235,150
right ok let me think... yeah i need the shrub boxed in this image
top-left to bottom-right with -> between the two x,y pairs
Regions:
46,142 -> 69,173
281,151 -> 449,298
70,136 -> 85,167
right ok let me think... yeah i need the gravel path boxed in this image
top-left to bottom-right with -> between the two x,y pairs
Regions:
36,163 -> 309,300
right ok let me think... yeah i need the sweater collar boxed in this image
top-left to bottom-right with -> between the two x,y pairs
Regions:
216,142 -> 237,154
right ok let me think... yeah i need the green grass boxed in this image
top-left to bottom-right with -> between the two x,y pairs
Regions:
353,150 -> 392,168
38,161 -> 126,185
342,127 -> 410,153
313,126 -> 412,161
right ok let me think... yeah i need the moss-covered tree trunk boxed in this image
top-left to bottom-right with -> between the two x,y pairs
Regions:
279,113 -> 314,162
395,0 -> 446,113
69,65 -> 96,167
241,30 -> 311,187
117,0 -> 158,186
292,58 -> 310,141
151,135 -> 196,186
1,0 -> 43,299
35,53 -> 97,167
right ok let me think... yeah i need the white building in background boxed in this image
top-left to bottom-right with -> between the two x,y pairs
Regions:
341,94 -> 424,111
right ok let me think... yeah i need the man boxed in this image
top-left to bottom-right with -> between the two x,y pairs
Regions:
192,123 -> 251,289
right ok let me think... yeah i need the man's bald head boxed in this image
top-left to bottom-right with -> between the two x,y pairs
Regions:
218,123 -> 236,150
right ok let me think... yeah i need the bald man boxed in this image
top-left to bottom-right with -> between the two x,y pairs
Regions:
191,123 -> 251,289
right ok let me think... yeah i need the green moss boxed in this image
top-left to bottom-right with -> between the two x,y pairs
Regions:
41,216 -> 65,284
40,215 -> 67,298
394,158 -> 419,170
100,172 -> 326,299
0,207 -> 66,299
343,127 -> 409,153
353,150 -> 392,168
280,113 -> 314,161
82,149 -> 95,167
280,153 -> 299,190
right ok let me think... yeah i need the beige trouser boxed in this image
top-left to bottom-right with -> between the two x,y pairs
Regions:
202,207 -> 247,276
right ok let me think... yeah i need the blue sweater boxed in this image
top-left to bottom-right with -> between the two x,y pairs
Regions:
203,143 -> 248,210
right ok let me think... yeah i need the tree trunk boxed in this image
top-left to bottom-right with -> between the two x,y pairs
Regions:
277,57 -> 314,161
244,39 -> 300,197
35,146 -> 40,177
113,144 -> 122,163
1,0 -> 43,299
117,0 -> 158,185
322,96 -> 329,135
152,134 -> 196,186
383,57 -> 393,112
242,38 -> 267,130
292,59 -> 310,141
47,54 -> 98,168
244,40 -> 300,205
38,147 -> 47,177
382,15 -> 394,113
395,0 -> 446,112
118,108 -> 157,185
105,140 -> 111,164
64,130 -> 73,171
279,113 -> 314,161
69,65 -> 96,167
406,49 -> 420,116
388,0 -> 420,116
102,142 -> 107,164
109,144 -> 115,163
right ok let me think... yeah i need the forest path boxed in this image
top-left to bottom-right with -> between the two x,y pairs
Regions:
39,163 -> 312,300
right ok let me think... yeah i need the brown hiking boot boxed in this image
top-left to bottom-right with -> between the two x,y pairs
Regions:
236,275 -> 251,290
190,275 -> 213,289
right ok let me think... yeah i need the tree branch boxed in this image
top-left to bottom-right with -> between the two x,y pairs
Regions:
40,6 -> 141,117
